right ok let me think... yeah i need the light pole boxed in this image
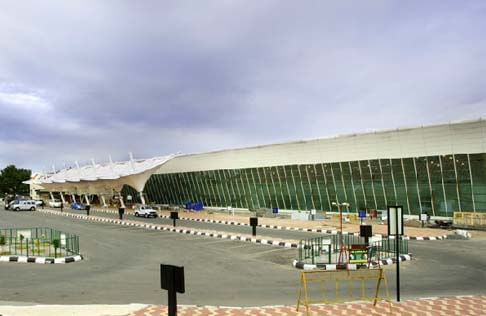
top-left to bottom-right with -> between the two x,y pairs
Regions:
332,201 -> 350,266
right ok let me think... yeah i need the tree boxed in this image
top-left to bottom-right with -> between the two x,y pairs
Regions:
0,165 -> 31,197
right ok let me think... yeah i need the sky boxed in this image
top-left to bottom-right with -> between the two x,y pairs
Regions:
1,1 -> 485,172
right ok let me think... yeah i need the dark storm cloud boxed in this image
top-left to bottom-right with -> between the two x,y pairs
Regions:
1,1 -> 486,170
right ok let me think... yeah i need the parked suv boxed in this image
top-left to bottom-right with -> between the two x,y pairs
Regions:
10,200 -> 36,211
48,199 -> 62,208
134,205 -> 158,218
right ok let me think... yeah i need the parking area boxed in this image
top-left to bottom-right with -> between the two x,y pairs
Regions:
0,209 -> 485,307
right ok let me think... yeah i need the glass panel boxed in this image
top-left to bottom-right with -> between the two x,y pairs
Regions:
427,156 -> 447,216
323,163 -> 338,212
285,165 -> 299,210
470,154 -> 486,212
315,164 -> 330,211
415,157 -> 433,214
441,155 -> 459,214
455,154 -> 473,212
402,158 -> 420,215
349,161 -> 366,210
390,159 -> 408,214
279,166 -> 292,210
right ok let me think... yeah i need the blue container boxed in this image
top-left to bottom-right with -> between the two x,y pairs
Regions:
358,210 -> 366,218
273,207 -> 278,214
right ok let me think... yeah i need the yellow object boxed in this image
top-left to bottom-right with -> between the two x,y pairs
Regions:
296,268 -> 391,316
453,212 -> 486,227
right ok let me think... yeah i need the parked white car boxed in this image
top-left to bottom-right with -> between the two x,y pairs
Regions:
48,199 -> 62,208
10,200 -> 36,211
134,205 -> 158,218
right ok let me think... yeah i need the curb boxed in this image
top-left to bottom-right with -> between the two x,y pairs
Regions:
68,208 -> 451,241
159,215 -> 449,241
37,210 -> 300,249
0,254 -> 83,264
292,254 -> 413,270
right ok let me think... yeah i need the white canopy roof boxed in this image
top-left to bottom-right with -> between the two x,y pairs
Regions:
26,154 -> 175,194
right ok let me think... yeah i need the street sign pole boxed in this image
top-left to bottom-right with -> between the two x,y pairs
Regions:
396,209 -> 400,302
388,205 -> 403,302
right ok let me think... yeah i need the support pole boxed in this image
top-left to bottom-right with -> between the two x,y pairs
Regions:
85,194 -> 90,206
101,195 -> 107,207
396,214 -> 400,302
140,192 -> 146,205
119,193 -> 126,208
60,192 -> 66,204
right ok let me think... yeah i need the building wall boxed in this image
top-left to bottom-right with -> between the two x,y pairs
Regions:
156,119 -> 486,174
143,153 -> 486,216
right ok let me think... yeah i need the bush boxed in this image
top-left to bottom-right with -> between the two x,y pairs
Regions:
0,235 -> 5,246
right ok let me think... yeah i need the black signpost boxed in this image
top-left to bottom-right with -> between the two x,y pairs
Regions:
387,206 -> 403,302
160,264 -> 185,316
60,202 -> 63,213
170,211 -> 179,227
250,217 -> 258,236
85,204 -> 90,216
360,224 -> 372,245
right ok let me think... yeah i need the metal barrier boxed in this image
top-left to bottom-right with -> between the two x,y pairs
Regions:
453,212 -> 486,228
0,227 -> 79,258
298,235 -> 408,265
296,268 -> 391,316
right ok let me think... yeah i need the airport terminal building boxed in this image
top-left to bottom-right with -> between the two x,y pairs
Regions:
31,119 -> 486,217
143,119 -> 486,217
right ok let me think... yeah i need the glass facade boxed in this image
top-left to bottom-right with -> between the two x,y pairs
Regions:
135,153 -> 486,216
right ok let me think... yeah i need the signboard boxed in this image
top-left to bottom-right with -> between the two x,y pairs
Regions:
160,264 -> 185,293
127,195 -> 132,201
61,233 -> 66,246
349,248 -> 368,264
387,206 -> 404,236
321,239 -> 332,245
420,213 -> 427,221
310,209 -> 316,215
358,210 -> 366,218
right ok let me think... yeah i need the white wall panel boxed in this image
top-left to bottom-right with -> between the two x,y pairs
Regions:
157,119 -> 486,174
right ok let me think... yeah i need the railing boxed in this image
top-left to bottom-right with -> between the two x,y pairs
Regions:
298,234 -> 408,265
453,212 -> 486,228
0,227 -> 80,258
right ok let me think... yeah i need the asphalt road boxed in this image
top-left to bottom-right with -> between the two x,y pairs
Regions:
0,209 -> 485,306
62,208 -> 325,241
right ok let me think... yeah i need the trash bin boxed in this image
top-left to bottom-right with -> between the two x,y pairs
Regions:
370,209 -> 377,219
272,207 -> 278,214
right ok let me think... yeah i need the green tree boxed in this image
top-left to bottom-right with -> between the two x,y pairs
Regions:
0,165 -> 31,197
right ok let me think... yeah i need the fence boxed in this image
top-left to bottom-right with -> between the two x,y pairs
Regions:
298,234 -> 408,265
453,212 -> 486,228
296,268 -> 391,316
0,227 -> 80,258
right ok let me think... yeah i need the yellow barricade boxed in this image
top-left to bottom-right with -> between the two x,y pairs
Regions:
454,212 -> 486,227
296,268 -> 391,316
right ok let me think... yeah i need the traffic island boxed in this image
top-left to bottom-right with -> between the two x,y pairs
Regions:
0,227 -> 83,264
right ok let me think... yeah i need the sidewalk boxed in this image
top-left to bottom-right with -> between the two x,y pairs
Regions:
125,296 -> 486,316
159,209 -> 453,238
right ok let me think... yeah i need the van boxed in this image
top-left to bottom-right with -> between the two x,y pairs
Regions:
10,200 -> 37,211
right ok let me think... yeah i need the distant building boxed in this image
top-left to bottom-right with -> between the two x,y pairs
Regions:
30,119 -> 486,217
146,118 -> 486,217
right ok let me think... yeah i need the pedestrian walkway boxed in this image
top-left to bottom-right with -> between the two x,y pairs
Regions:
125,296 -> 486,316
